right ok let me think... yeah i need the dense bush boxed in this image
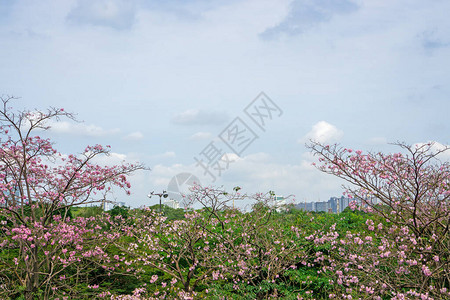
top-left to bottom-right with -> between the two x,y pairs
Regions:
1,191 -> 448,299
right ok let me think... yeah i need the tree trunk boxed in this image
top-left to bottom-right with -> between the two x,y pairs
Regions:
24,247 -> 39,300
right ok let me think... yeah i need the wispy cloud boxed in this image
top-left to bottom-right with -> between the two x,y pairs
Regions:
150,151 -> 177,160
161,151 -> 176,158
189,131 -> 214,141
48,120 -> 120,137
420,29 -> 450,51
124,131 -> 144,141
66,0 -> 136,30
91,151 -> 127,166
260,0 -> 358,39
172,109 -> 228,126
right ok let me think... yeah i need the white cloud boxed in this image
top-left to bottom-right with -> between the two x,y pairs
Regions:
161,151 -> 176,158
143,151 -> 345,209
124,131 -> 144,141
413,141 -> 450,161
172,109 -> 228,126
241,152 -> 271,163
222,152 -> 240,162
48,120 -> 120,137
91,152 -> 127,166
149,163 -> 197,188
219,151 -> 346,206
301,121 -> 343,144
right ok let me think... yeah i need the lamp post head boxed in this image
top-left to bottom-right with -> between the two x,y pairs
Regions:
148,190 -> 168,199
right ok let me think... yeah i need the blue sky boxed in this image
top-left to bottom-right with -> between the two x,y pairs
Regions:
1,0 -> 449,208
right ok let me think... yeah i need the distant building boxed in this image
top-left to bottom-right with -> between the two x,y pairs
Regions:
328,197 -> 338,213
296,202 -> 315,212
315,201 -> 328,212
103,201 -> 126,211
368,197 -> 379,205
339,197 -> 350,212
272,195 -> 287,212
164,198 -> 180,209
323,196 -> 353,213
294,196 -> 355,213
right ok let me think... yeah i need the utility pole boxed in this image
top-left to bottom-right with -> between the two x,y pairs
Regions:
148,190 -> 168,213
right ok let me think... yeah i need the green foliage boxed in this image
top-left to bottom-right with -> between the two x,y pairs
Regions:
0,203 -> 390,299
108,205 -> 130,219
283,267 -> 334,298
20,202 -> 74,220
147,204 -> 185,221
72,205 -> 103,218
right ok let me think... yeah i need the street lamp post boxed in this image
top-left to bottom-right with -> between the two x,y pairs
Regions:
148,190 -> 168,213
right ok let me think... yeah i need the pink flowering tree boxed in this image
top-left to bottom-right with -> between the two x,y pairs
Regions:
0,96 -> 144,299
121,186 -> 311,299
117,187 -> 246,298
118,208 -> 213,299
308,141 -> 450,299
188,189 -> 308,297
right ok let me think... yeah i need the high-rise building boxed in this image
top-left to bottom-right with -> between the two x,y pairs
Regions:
295,201 -> 315,212
315,201 -> 328,212
294,196 -> 355,213
328,197 -> 338,213
339,197 -> 350,213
